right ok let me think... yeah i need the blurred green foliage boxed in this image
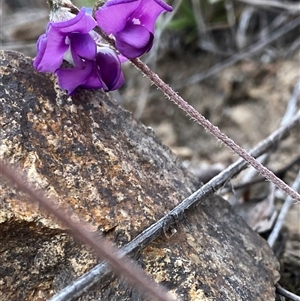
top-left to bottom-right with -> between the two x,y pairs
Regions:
168,0 -> 229,30
166,0 -> 236,47
167,1 -> 196,31
74,0 -> 95,6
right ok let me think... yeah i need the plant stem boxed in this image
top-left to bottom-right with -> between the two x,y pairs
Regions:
131,57 -> 300,202
92,24 -> 300,202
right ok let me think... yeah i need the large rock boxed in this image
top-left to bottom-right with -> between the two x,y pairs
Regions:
0,51 -> 279,301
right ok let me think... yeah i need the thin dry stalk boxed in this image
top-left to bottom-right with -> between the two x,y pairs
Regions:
0,161 -> 177,301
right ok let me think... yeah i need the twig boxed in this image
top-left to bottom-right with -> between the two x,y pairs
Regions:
268,170 -> 300,248
276,284 -> 300,301
0,161 -> 177,301
47,112 -> 300,301
174,16 -> 300,89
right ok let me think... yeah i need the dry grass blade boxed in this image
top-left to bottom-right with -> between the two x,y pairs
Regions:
237,0 -> 300,14
268,170 -> 300,248
49,111 -> 300,301
174,16 -> 300,89
281,75 -> 300,125
0,161 -> 177,301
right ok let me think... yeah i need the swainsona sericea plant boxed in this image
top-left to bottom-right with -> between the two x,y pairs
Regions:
33,0 -> 172,95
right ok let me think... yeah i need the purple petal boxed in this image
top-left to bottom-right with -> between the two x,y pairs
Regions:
96,48 -> 124,91
111,70 -> 125,90
153,0 -> 173,12
131,0 -> 169,33
118,54 -> 129,63
95,0 -> 140,34
33,33 -> 48,70
70,46 -> 85,69
105,0 -> 138,6
115,24 -> 153,58
52,7 -> 96,34
117,23 -> 151,48
70,33 -> 96,60
56,61 -> 102,94
33,26 -> 68,72
81,69 -> 104,90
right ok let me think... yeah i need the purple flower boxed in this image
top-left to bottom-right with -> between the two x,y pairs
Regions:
56,47 -> 125,94
33,8 -> 97,72
33,7 -> 124,94
95,0 -> 172,59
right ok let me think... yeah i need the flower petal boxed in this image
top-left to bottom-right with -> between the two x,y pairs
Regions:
153,0 -> 173,12
81,68 -> 104,90
115,24 -> 153,58
33,33 -> 48,70
56,62 -> 102,94
33,26 -> 68,72
111,71 -> 125,90
71,33 -> 96,60
52,7 -> 96,34
96,48 -> 124,91
132,0 -> 171,33
95,0 -> 140,34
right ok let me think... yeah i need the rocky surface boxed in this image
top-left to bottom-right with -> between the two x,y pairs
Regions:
0,50 -> 280,300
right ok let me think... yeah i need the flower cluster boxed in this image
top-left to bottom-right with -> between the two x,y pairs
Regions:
33,0 -> 172,95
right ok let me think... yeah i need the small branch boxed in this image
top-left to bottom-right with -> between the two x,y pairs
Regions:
276,284 -> 300,301
47,112 -> 300,301
0,161 -> 177,301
